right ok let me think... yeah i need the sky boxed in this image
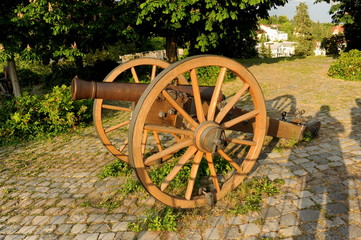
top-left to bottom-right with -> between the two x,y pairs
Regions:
269,0 -> 333,23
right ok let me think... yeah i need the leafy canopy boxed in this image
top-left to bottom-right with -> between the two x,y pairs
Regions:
136,0 -> 288,55
1,0 -> 131,63
316,0 -> 361,50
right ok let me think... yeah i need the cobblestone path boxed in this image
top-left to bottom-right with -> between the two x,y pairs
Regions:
1,57 -> 361,239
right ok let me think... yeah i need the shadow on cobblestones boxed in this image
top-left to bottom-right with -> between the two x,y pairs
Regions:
296,105 -> 349,239
350,98 -> 361,146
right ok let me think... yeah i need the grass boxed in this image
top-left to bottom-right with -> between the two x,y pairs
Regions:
127,177 -> 285,233
243,56 -> 360,113
225,177 -> 285,215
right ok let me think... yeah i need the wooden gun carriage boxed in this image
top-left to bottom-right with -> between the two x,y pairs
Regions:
72,55 -> 320,208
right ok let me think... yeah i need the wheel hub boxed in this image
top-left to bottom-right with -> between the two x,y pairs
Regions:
194,121 -> 226,153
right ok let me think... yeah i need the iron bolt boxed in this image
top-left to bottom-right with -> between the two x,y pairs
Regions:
168,108 -> 176,115
159,111 -> 166,118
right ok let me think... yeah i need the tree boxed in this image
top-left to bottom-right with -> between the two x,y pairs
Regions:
316,0 -> 361,50
0,0 -> 25,97
13,0 -> 128,68
294,2 -> 314,56
321,33 -> 346,55
0,0 -> 132,96
136,0 -> 288,62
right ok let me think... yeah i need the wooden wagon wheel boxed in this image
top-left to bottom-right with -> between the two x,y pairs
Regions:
93,58 -> 171,163
129,55 -> 267,208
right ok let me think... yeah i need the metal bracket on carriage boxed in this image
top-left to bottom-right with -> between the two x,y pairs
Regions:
199,187 -> 216,207
280,109 -> 321,140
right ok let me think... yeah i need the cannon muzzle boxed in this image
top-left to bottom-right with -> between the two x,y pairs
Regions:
72,76 -> 148,102
72,76 -> 221,102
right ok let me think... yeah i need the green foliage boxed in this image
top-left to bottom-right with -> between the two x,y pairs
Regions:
9,0 -> 127,63
316,0 -> 361,51
195,66 -> 235,85
321,33 -> 346,55
259,43 -> 272,58
328,49 -> 361,81
42,59 -> 118,90
198,155 -> 232,177
128,207 -> 180,232
182,66 -> 236,86
42,64 -> 78,89
137,0 -> 287,57
294,3 -> 314,57
0,85 -> 92,146
98,160 -> 133,179
227,177 -> 284,215
295,38 -> 314,57
149,160 -> 191,190
117,177 -> 144,195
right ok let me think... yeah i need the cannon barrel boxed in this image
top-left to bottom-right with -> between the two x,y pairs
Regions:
72,76 -> 220,102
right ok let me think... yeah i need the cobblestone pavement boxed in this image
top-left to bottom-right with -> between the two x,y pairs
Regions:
1,57 -> 361,239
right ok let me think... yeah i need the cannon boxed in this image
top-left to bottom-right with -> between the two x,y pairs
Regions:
72,55 -> 320,208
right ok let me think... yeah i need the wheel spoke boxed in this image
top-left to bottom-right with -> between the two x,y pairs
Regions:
206,153 -> 220,192
215,83 -> 250,123
102,104 -> 132,112
151,65 -> 157,81
104,120 -> 130,133
207,67 -> 227,121
131,67 -> 139,83
153,131 -> 163,153
144,124 -> 193,136
221,110 -> 259,129
190,69 -> 206,123
185,150 -> 204,200
170,133 -> 181,141
162,90 -> 198,129
141,130 -> 148,154
177,74 -> 189,85
217,149 -> 243,174
160,146 -> 197,191
119,138 -> 128,152
144,138 -> 193,166
225,137 -> 256,146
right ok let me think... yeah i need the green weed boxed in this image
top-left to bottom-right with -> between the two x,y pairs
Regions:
79,198 -> 121,211
117,177 -> 144,195
226,177 -> 284,215
128,207 -> 181,232
98,160 -> 133,179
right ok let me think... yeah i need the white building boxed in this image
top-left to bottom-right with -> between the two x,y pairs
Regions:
259,24 -> 288,42
256,42 -> 297,58
314,41 -> 326,56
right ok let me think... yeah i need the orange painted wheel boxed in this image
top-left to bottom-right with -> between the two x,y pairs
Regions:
93,58 -> 170,163
129,55 -> 267,208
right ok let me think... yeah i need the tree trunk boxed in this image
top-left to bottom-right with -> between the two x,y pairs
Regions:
8,61 -> 21,98
166,35 -> 178,63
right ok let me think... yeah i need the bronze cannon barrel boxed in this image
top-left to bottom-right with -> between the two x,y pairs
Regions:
72,76 -> 221,102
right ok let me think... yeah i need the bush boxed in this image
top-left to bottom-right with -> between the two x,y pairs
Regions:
42,64 -> 78,89
328,49 -> 361,81
17,68 -> 44,87
42,59 -> 119,90
0,85 -> 93,145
